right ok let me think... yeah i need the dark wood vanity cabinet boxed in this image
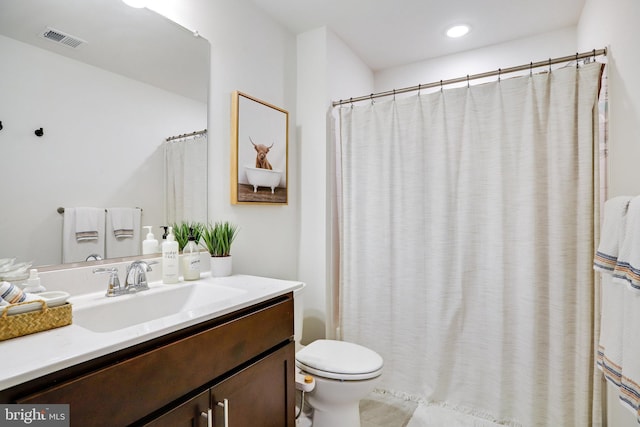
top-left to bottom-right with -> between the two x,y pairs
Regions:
145,343 -> 294,427
1,293 -> 295,427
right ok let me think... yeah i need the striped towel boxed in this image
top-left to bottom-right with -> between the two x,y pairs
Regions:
595,196 -> 631,386
107,208 -> 135,239
613,196 -> 640,290
74,207 -> 102,242
594,196 -> 632,273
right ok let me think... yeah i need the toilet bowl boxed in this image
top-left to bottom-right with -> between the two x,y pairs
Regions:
296,339 -> 383,427
293,285 -> 383,427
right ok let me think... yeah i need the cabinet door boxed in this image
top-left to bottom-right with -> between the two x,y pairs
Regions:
211,343 -> 295,427
143,390 -> 209,427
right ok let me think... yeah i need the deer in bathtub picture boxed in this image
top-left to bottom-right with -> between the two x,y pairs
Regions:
250,137 -> 273,170
244,137 -> 283,196
232,91 -> 288,204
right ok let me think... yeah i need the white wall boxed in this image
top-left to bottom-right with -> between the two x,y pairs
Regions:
578,0 -> 640,424
0,34 -> 204,266
375,27 -> 576,93
148,0 -> 299,281
578,0 -> 640,198
296,27 -> 329,343
296,27 -> 374,343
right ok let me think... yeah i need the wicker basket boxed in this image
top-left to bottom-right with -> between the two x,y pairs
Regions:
0,300 -> 72,341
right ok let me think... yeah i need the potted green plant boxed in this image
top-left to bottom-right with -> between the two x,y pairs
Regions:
171,221 -> 204,252
201,221 -> 238,277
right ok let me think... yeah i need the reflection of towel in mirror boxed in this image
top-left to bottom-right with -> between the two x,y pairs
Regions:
74,207 -> 102,241
108,207 -> 135,239
106,208 -> 142,258
63,208 -> 105,263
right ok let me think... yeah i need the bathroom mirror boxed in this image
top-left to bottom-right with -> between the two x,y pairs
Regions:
0,0 -> 209,268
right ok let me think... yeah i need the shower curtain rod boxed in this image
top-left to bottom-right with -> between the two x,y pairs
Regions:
332,48 -> 607,107
165,129 -> 207,142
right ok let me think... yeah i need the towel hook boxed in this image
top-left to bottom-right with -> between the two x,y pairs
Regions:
34,127 -> 44,137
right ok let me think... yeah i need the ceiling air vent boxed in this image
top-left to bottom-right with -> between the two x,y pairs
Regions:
40,27 -> 87,49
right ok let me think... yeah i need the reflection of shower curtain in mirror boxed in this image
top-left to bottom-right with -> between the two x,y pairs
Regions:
165,134 -> 207,224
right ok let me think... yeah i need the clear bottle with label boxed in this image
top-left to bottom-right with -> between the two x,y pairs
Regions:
181,228 -> 201,281
162,226 -> 179,284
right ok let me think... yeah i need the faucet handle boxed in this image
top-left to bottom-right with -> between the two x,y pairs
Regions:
93,267 -> 122,297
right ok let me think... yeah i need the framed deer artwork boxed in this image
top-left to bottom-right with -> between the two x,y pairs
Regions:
231,91 -> 289,205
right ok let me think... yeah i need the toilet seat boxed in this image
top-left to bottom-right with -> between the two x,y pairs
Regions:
295,339 -> 383,381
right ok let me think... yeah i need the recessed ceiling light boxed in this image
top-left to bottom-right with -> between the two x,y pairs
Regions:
446,25 -> 470,38
122,0 -> 146,8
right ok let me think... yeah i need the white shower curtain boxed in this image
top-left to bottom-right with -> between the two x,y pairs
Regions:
337,62 -> 604,426
165,133 -> 208,224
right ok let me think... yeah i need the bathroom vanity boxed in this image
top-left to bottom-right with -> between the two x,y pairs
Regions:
0,274 -> 301,426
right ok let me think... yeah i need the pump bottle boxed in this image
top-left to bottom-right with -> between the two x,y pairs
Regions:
142,226 -> 159,255
181,228 -> 201,281
162,226 -> 179,284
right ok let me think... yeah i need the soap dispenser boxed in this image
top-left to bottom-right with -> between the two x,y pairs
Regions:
181,228 -> 200,281
142,226 -> 159,255
162,226 -> 179,284
23,269 -> 46,293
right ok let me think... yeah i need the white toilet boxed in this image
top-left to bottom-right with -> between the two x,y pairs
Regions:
293,285 -> 384,427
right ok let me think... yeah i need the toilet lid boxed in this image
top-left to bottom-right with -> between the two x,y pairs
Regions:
295,339 -> 383,380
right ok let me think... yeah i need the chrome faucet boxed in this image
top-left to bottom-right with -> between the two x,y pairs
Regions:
93,267 -> 123,297
124,260 -> 157,293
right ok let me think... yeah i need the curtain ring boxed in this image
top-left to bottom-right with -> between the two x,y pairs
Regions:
548,58 -> 551,73
393,89 -> 396,101
593,48 -> 596,62
576,52 -> 579,69
467,75 -> 470,88
440,80 -> 443,92
498,68 -> 501,82
370,93 -> 374,105
350,97 -> 354,109
530,61 -> 533,77
418,83 -> 422,96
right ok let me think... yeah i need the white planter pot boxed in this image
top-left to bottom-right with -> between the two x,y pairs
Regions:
210,256 -> 232,277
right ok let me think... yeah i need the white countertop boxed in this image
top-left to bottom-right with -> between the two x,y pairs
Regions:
0,274 -> 303,391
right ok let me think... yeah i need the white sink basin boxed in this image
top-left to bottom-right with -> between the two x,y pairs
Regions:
72,282 -> 246,333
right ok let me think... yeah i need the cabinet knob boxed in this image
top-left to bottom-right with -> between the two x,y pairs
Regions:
200,409 -> 212,427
